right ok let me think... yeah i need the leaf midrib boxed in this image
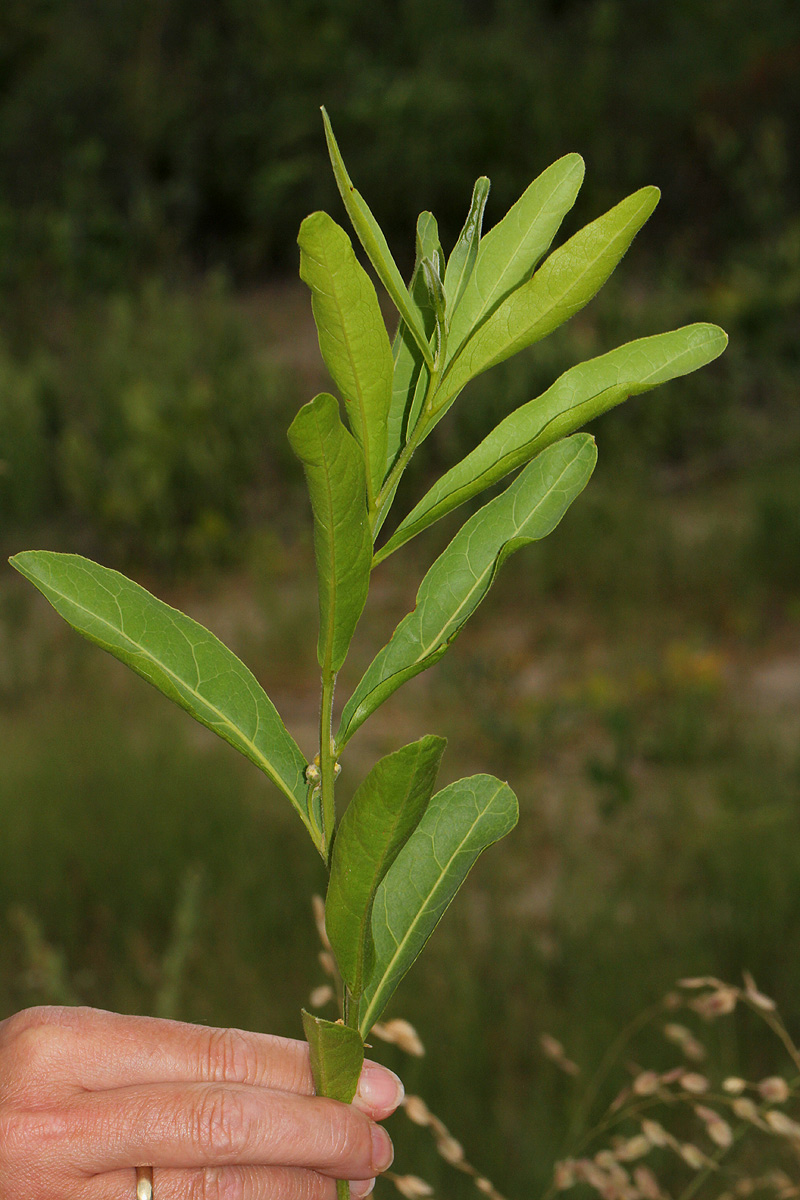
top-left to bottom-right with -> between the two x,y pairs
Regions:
351,750 -> 423,997
445,191 -> 652,390
466,161 -> 581,333
410,450 -> 581,665
310,242 -> 377,506
360,784 -> 504,1034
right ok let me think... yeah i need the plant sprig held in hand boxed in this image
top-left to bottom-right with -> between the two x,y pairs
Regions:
10,107 -> 727,1199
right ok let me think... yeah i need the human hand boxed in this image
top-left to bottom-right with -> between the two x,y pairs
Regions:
0,1005 -> 402,1199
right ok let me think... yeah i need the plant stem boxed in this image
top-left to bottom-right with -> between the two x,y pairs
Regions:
319,667 -> 337,858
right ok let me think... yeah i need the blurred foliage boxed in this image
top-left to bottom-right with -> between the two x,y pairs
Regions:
0,0 -> 798,564
0,0 -> 797,292
0,277 -> 298,567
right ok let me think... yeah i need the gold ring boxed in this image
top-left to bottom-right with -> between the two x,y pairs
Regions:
135,1166 -> 154,1200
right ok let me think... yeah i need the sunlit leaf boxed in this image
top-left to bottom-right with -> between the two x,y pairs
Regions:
337,434 -> 597,747
384,212 -> 440,483
322,108 -> 433,370
299,212 -> 393,504
359,774 -> 518,1034
326,735 -> 446,1002
443,176 -> 491,316
287,393 -> 371,673
9,551 -> 319,844
435,187 -> 660,418
378,323 -> 727,560
445,154 -> 584,360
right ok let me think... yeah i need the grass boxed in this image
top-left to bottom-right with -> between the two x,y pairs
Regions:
3,437 -> 800,1195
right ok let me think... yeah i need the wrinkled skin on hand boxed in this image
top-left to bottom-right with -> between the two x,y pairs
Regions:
0,1006 -> 402,1200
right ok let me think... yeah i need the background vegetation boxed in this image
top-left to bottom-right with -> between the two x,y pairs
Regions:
1,1 -> 800,1194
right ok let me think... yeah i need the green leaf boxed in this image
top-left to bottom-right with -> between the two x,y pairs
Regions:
416,211 -> 444,277
421,256 -> 447,365
322,108 -> 433,371
302,1010 -> 364,1103
359,774 -> 518,1034
443,176 -> 491,316
326,735 -> 446,1003
298,212 -> 394,505
378,323 -> 728,561
287,393 -> 372,673
384,213 -> 439,481
446,154 -> 584,360
338,434 -> 597,748
9,551 -> 318,843
436,187 -> 660,417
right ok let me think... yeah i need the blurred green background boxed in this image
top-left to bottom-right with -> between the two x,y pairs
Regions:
2,0 -> 800,1193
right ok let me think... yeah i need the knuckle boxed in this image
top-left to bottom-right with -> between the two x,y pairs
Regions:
0,1006 -> 65,1045
205,1028 -> 260,1086
8,1022 -> 68,1077
0,1104 -> 67,1164
194,1167 -> 242,1200
0,1012 -> 74,1106
193,1087 -> 254,1162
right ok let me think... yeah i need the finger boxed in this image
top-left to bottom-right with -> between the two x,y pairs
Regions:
62,1081 -> 395,1178
1,1007 -> 403,1118
0,1007 -> 313,1096
89,1166 -> 368,1200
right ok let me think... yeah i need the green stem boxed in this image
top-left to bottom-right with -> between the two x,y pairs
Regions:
336,1180 -> 350,1200
319,668 -> 337,858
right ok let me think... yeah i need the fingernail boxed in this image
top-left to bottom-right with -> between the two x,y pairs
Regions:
371,1124 -> 394,1172
356,1062 -> 405,1112
350,1179 -> 376,1197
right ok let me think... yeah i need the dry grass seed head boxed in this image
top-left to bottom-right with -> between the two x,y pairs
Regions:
690,987 -> 739,1018
757,1076 -> 790,1103
614,1135 -> 650,1161
318,950 -> 336,976
403,1094 -> 432,1126
722,1077 -> 747,1095
743,971 -> 777,1011
694,1105 -> 734,1148
731,1097 -> 769,1129
681,1072 -> 711,1094
309,984 -> 334,1008
662,1023 -> 707,1061
372,1019 -> 426,1056
391,1174 -> 435,1198
641,1119 -> 670,1148
311,895 -> 331,949
764,1109 -> 800,1139
436,1134 -> 465,1165
678,1142 -> 714,1170
632,1166 -> 662,1200
540,1033 -> 580,1076
554,1161 -> 577,1189
633,1071 -> 661,1096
